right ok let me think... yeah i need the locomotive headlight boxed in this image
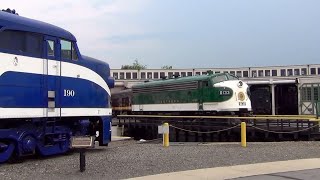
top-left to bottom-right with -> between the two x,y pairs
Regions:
237,81 -> 243,88
238,92 -> 245,101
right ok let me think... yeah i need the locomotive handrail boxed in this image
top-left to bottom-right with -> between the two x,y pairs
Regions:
169,124 -> 240,134
117,114 -> 318,121
316,101 -> 319,119
252,114 -> 316,118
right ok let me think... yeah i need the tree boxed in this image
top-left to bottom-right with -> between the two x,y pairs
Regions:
121,59 -> 147,70
161,65 -> 173,69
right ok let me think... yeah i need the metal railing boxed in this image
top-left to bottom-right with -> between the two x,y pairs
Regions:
317,101 -> 320,119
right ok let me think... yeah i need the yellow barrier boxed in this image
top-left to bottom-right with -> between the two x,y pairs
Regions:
163,123 -> 169,147
241,122 -> 246,147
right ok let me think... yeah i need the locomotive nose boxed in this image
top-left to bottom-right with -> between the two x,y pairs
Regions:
107,77 -> 115,88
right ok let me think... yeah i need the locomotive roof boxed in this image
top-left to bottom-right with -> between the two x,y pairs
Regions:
133,73 -> 229,88
0,11 -> 76,41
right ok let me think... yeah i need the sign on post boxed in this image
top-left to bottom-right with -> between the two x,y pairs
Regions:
158,125 -> 169,134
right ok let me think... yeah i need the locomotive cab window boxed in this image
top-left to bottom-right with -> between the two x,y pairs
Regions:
47,40 -> 54,56
0,30 -> 42,57
201,81 -> 209,87
61,39 -> 78,60
72,42 -> 78,60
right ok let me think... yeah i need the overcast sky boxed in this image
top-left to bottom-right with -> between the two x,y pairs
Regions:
3,0 -> 320,69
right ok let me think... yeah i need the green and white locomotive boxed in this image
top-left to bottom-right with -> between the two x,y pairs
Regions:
112,72 -> 252,116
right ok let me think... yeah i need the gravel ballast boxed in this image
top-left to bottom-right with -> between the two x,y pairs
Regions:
1,140 -> 320,180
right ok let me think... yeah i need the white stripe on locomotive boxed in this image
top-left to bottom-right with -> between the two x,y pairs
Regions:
0,52 -> 111,118
0,108 -> 112,119
0,52 -> 110,95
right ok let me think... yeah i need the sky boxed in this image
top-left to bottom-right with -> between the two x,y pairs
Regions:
2,0 -> 320,69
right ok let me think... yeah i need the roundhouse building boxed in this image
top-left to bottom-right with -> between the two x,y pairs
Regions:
111,64 -> 320,116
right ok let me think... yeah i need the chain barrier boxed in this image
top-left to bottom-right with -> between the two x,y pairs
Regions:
169,123 -> 319,135
248,123 -> 319,134
169,124 -> 240,134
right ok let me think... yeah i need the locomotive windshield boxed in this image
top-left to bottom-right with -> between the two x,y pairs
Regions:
212,74 -> 228,84
227,74 -> 239,80
212,73 -> 239,84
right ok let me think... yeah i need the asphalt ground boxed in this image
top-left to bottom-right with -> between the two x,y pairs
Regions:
1,140 -> 320,180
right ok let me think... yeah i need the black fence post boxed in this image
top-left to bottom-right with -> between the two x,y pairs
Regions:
80,148 -> 86,172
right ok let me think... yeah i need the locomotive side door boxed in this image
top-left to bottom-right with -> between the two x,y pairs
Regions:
198,80 -> 209,111
44,36 -> 61,117
198,81 -> 204,110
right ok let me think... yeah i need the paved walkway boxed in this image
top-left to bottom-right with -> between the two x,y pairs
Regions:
111,136 -> 132,141
130,158 -> 320,180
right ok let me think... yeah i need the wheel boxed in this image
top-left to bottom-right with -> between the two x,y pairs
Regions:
0,142 -> 18,163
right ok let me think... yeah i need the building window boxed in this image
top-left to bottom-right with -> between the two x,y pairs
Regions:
236,71 -> 242,77
113,72 -> 118,79
318,68 -> 320,75
168,72 -> 173,78
126,72 -> 131,79
294,69 -> 300,76
243,71 -> 248,77
272,70 -> 277,76
160,72 -> 165,78
315,87 -> 319,101
147,72 -> 152,79
301,87 -> 312,101
230,71 -> 235,76
223,71 -> 228,73
153,72 -> 159,79
195,72 -> 200,75
181,72 -> 186,77
258,70 -> 263,77
251,70 -> 257,77
174,72 -> 180,77
119,72 -> 124,79
310,68 -> 316,75
202,71 -> 207,75
265,70 -> 270,76
133,72 -> 137,79
141,72 -> 146,79
301,68 -> 307,75
187,72 -> 192,76
281,69 -> 286,76
215,71 -> 220,74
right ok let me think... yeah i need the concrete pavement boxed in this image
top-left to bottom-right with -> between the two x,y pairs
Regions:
129,158 -> 320,180
235,168 -> 320,180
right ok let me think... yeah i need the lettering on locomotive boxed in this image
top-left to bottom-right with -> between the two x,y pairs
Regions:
219,90 -> 230,95
64,89 -> 75,97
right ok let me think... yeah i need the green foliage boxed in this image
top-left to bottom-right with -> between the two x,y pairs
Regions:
161,65 -> 173,69
121,59 -> 147,70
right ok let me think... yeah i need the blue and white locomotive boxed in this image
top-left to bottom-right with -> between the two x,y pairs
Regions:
0,10 -> 114,162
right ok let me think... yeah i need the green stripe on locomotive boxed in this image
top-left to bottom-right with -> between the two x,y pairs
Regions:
132,73 -> 234,105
